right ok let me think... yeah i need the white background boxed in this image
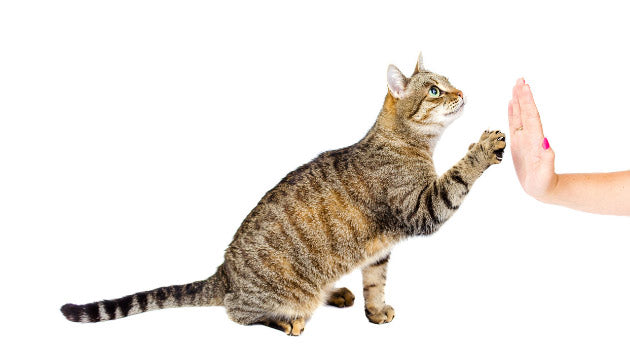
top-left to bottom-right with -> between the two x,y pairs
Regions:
1,1 -> 629,349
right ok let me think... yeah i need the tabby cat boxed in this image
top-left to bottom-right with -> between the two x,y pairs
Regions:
61,53 -> 506,336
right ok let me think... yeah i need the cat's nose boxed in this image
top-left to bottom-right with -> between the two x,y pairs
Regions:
457,91 -> 464,99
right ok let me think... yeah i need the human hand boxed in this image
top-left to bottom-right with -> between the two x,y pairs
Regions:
507,79 -> 558,201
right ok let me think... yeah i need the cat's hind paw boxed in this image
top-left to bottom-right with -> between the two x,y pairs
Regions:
327,287 -> 355,308
260,317 -> 306,336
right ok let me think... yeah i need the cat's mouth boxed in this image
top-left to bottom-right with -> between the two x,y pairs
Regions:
445,99 -> 465,116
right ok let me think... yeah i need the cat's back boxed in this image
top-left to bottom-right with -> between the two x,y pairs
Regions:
229,138 -> 434,244
231,144 -> 371,238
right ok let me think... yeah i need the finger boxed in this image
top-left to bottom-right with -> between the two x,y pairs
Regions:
512,77 -> 524,102
511,79 -> 523,129
508,99 -> 521,137
510,79 -> 527,172
518,83 -> 544,138
539,137 -> 556,187
510,78 -> 523,129
541,138 -> 555,172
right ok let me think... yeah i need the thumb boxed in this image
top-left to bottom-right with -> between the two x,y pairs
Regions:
541,137 -> 556,170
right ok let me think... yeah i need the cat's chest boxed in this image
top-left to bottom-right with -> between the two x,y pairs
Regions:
359,234 -> 400,268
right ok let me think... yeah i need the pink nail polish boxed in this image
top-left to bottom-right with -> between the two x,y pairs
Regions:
542,137 -> 549,150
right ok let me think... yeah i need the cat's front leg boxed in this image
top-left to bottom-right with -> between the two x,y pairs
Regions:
404,130 -> 505,235
362,254 -> 395,324
467,130 -> 506,166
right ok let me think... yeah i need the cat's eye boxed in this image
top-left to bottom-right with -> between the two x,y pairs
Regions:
429,86 -> 441,97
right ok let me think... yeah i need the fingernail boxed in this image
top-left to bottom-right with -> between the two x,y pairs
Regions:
542,137 -> 549,150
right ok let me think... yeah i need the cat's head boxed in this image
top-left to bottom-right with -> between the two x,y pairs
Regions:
382,53 -> 464,136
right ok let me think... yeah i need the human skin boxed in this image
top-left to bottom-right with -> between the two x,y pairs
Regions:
507,78 -> 630,216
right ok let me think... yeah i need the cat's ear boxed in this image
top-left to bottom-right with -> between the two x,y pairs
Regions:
387,64 -> 408,99
413,52 -> 425,75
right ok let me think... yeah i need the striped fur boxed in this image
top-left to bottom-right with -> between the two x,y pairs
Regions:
61,266 -> 228,323
363,254 -> 395,324
60,53 -> 505,335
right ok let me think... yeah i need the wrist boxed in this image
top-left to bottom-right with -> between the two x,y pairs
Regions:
533,173 -> 560,204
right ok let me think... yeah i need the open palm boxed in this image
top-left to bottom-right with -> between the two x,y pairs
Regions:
508,79 -> 557,200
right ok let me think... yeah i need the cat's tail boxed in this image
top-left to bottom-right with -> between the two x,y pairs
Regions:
60,265 -> 228,323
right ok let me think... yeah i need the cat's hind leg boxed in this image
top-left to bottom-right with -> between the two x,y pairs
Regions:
224,292 -> 311,336
223,293 -> 267,325
259,317 -> 306,336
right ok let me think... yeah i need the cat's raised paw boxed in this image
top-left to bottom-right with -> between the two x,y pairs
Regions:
365,304 -> 395,324
327,287 -> 355,308
475,130 -> 506,165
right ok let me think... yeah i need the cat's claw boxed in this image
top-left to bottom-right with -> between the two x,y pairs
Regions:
475,130 -> 506,165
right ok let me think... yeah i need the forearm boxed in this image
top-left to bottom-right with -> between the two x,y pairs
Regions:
402,167 -> 473,236
540,171 -> 630,216
402,131 -> 505,235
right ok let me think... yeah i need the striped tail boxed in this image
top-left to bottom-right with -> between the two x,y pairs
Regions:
60,270 -> 227,323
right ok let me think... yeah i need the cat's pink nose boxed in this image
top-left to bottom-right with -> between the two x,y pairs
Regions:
457,91 -> 464,99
